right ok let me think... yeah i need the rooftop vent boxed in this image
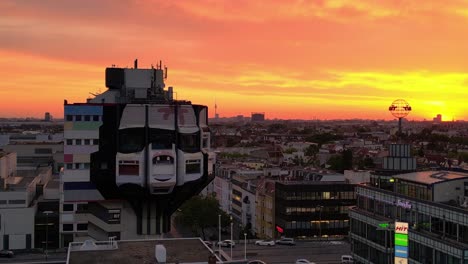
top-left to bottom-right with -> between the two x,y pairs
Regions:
80,240 -> 98,251
155,244 -> 167,263
430,172 -> 448,179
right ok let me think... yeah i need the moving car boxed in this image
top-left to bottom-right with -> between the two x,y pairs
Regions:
275,237 -> 296,245
296,259 -> 316,264
255,240 -> 275,246
217,239 -> 235,247
341,255 -> 354,263
0,250 -> 13,258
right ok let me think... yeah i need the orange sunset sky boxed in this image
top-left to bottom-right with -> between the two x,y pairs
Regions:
0,0 -> 467,121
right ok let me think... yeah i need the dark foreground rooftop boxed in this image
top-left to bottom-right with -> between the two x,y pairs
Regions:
67,238 -> 220,264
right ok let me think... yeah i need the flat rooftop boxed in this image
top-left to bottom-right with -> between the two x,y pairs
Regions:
68,238 -> 218,264
395,171 -> 468,185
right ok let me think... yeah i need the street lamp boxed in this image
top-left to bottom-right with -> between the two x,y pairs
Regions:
244,232 -> 247,260
218,214 -> 221,254
230,216 -> 233,260
316,206 -> 323,240
43,211 -> 53,261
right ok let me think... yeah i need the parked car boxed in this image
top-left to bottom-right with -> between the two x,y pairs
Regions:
255,240 -> 275,246
217,239 -> 235,247
247,260 -> 267,264
296,259 -> 316,264
341,255 -> 354,263
203,241 -> 213,247
275,237 -> 296,245
0,250 -> 13,258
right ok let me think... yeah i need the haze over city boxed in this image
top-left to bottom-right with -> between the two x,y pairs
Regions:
1,0 -> 467,120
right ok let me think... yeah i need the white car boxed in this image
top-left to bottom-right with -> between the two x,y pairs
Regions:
248,261 -> 267,264
276,237 -> 296,245
217,240 -> 235,247
341,255 -> 354,263
255,240 -> 275,246
296,259 -> 316,264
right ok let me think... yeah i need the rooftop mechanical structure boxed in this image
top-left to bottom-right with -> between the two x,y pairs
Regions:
388,99 -> 412,135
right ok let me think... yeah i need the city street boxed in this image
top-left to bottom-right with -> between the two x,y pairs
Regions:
0,252 -> 67,264
219,240 -> 351,264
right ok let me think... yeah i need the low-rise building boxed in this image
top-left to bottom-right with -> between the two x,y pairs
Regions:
0,154 -> 57,250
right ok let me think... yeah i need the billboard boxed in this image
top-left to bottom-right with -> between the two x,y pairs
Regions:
395,222 -> 409,264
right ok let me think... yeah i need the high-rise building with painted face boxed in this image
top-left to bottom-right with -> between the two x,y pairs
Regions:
61,61 -> 213,246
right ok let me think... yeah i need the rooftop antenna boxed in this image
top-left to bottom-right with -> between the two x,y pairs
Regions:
215,98 -> 218,118
159,60 -> 162,70
388,99 -> 412,136
134,59 -> 138,69
164,66 -> 168,79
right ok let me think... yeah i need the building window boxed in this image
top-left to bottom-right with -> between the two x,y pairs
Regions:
74,163 -> 80,169
9,200 -> 26,205
63,224 -> 73,231
84,139 -> 90,145
119,161 -> 139,175
119,129 -> 145,153
77,203 -> 88,212
77,223 -> 88,231
66,115 -> 73,121
93,115 -> 99,121
84,115 -> 91,121
76,139 -> 82,145
186,159 -> 201,174
66,164 -> 73,170
93,139 -> 99,145
66,139 -> 73,145
75,115 -> 82,121
0,200 -> 6,205
63,204 -> 74,211
179,133 -> 200,152
35,148 -> 52,154
84,163 -> 90,169
150,133 -> 173,150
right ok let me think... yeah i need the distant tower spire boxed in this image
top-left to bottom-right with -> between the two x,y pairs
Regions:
214,98 -> 219,119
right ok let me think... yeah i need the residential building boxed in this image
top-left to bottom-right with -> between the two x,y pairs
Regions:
255,178 -> 275,239
231,175 -> 257,232
349,171 -> 468,264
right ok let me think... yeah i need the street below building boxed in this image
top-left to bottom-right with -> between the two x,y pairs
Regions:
0,252 -> 67,264
218,240 -> 351,264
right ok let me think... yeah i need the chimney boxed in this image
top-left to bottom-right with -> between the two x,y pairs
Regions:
134,59 -> 138,69
155,244 -> 166,263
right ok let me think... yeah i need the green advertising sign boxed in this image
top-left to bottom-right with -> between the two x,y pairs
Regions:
378,223 -> 389,229
395,233 -> 408,246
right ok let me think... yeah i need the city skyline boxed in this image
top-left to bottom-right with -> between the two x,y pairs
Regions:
1,1 -> 467,120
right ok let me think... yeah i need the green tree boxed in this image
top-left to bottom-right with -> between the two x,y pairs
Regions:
305,144 -> 319,157
327,154 -> 344,171
175,195 -> 230,240
342,149 -> 353,171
